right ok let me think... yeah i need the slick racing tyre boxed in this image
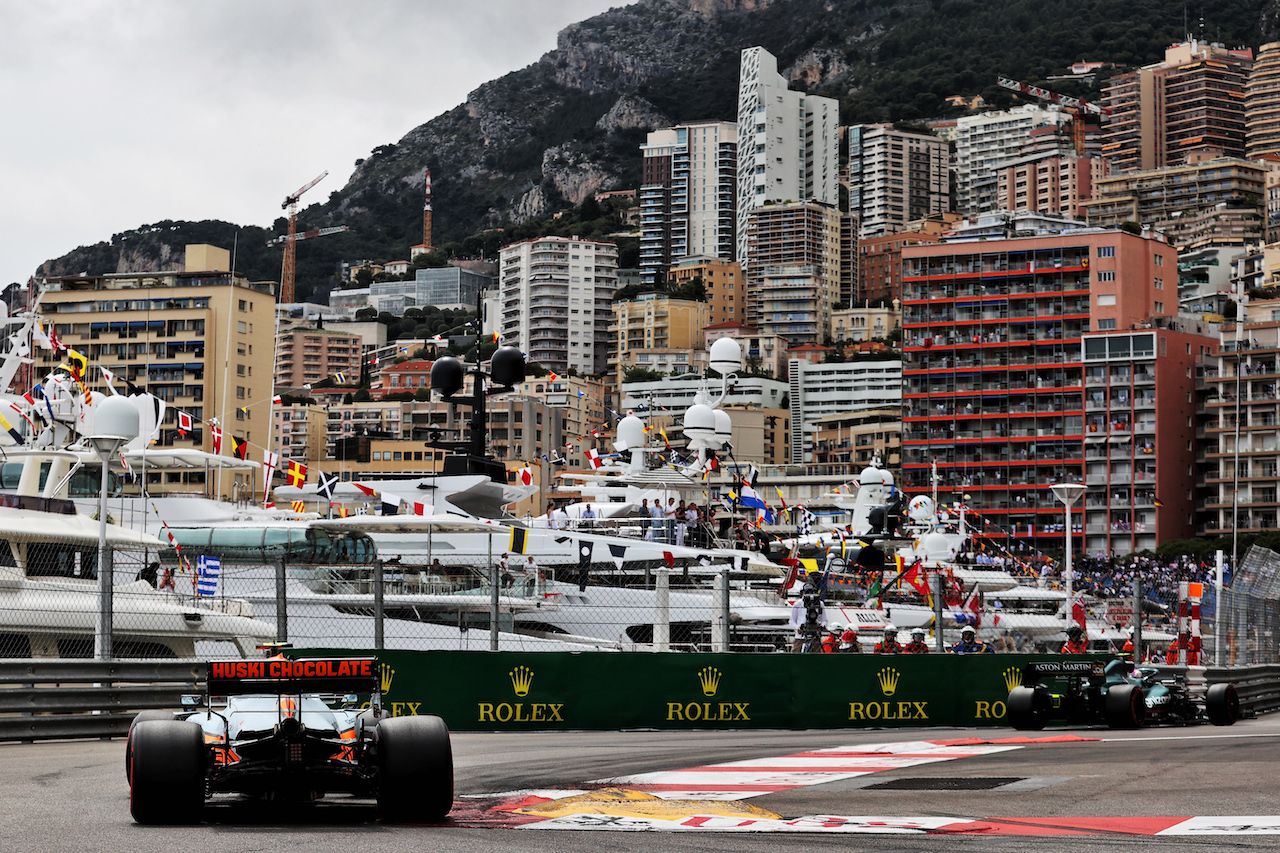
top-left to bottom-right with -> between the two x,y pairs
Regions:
125,711 -> 175,782
1105,683 -> 1146,729
1205,682 -> 1242,726
129,720 -> 206,824
1007,686 -> 1049,730
377,715 -> 454,823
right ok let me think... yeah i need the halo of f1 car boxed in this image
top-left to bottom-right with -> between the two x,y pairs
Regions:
1008,657 -> 1242,730
125,653 -> 452,824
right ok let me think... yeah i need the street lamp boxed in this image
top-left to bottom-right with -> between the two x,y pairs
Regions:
1050,482 -> 1086,631
90,396 -> 140,661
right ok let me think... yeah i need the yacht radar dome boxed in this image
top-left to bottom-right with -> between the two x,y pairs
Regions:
709,337 -> 742,376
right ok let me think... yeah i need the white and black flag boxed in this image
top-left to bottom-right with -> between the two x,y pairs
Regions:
317,471 -> 340,502
797,506 -> 817,536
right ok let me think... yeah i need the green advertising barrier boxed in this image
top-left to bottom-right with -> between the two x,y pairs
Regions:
297,650 -> 1118,731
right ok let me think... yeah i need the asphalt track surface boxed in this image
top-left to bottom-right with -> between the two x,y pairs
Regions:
5,716 -> 1280,853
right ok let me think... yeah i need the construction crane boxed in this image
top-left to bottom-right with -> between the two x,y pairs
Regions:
996,77 -> 1112,157
278,171 -> 328,305
266,225 -> 349,248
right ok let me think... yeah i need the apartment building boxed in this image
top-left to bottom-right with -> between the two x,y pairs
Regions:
786,358 -> 903,464
811,408 -> 902,471
1202,297 -> 1280,539
1080,155 -> 1267,250
899,228 -> 1196,556
273,403 -> 328,463
274,326 -> 363,394
668,256 -> 744,326
608,293 -> 709,387
954,105 -> 1071,216
844,123 -> 949,239
746,201 -> 846,342
703,322 -> 789,377
995,121 -> 1108,219
638,121 -> 737,285
859,230 -> 943,304
735,46 -> 839,266
498,236 -> 618,375
369,266 -> 492,312
1103,38 -> 1253,173
36,244 -> 274,498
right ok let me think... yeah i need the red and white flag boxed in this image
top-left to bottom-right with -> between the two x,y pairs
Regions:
262,450 -> 279,505
586,448 -> 603,469
1071,597 -> 1087,631
177,410 -> 193,436
210,425 -> 222,455
517,467 -> 534,486
412,501 -> 433,515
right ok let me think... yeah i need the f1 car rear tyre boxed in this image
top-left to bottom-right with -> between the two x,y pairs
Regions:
1007,686 -> 1048,730
125,711 -> 176,782
377,715 -> 454,823
129,720 -> 206,824
1105,683 -> 1146,729
1205,682 -> 1241,726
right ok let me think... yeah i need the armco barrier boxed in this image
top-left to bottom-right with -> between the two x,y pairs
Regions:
1206,664 -> 1280,716
310,650 -> 1119,731
0,660 -> 202,742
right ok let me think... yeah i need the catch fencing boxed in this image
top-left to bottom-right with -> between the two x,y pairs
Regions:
1217,545 -> 1280,666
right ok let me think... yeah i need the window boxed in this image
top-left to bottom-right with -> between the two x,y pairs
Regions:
1097,294 -> 1116,306
1097,246 -> 1116,258
1154,254 -> 1164,266
1097,271 -> 1116,282
1098,319 -> 1117,330
1154,302 -> 1164,314
236,386 -> 245,399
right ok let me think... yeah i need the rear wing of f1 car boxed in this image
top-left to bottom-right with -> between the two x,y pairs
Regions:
206,658 -> 380,696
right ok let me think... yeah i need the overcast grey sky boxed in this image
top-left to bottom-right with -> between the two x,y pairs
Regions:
0,0 -> 621,287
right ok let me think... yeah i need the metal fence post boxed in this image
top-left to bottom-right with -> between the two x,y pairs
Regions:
933,572 -> 945,653
489,533 -> 498,652
712,567 -> 729,652
373,558 -> 384,651
654,567 -> 670,652
275,558 -> 288,643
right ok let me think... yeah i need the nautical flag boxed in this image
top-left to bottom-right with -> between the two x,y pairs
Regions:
774,486 -> 787,512
291,500 -> 306,513
578,540 -> 593,592
0,411 -> 23,445
797,507 -> 816,536
492,331 -> 500,343
381,492 -> 402,516
118,449 -> 131,476
412,501 -> 433,515
577,391 -> 586,398
286,460 -> 307,487
663,551 -> 675,569
100,366 -> 119,395
210,425 -> 222,455
262,451 -> 279,504
866,576 -> 883,609
902,559 -> 930,596
47,323 -> 65,354
585,448 -> 603,469
739,486 -> 772,523
659,428 -> 671,451
743,463 -> 760,489
66,348 -> 88,381
608,542 -> 626,570
1154,497 -> 1164,508
353,482 -> 378,498
317,471 -> 340,501
510,527 -> 529,555
196,555 -> 221,597
591,428 -> 599,438
272,394 -> 282,404
548,372 -> 559,382
232,436 -> 247,460
177,410 -> 193,436
32,320 -> 52,351
1071,597 -> 1087,631
335,372 -> 346,384
708,453 -> 719,472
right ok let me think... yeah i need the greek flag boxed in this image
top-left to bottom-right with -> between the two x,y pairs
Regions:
797,507 -> 816,536
196,555 -> 221,596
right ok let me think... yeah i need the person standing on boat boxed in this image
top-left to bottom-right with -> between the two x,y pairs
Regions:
582,504 -> 596,529
639,499 -> 653,540
157,566 -> 175,592
524,554 -> 540,597
675,499 -> 688,547
499,553 -> 513,589
546,503 -> 560,530
650,499 -> 664,541
665,497 -> 678,543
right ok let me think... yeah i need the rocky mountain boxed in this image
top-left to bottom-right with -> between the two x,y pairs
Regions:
41,0 -> 1280,299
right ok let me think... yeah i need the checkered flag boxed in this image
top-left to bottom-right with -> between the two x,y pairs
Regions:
797,506 -> 816,536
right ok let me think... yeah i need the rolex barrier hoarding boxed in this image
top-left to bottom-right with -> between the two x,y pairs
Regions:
302,650 -> 1116,730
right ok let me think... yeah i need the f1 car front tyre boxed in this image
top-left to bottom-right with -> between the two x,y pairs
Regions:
124,711 -> 176,783
377,715 -> 454,823
1105,683 -> 1146,729
129,720 -> 206,824
1205,682 -> 1241,726
1007,686 -> 1048,730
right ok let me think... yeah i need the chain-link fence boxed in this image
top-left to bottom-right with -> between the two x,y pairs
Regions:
0,529 -> 1254,661
1218,545 -> 1280,666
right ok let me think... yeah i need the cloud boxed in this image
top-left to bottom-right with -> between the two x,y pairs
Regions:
0,0 -> 620,286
